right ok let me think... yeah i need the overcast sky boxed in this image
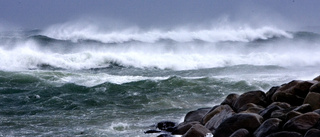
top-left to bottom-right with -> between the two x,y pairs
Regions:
0,0 -> 319,30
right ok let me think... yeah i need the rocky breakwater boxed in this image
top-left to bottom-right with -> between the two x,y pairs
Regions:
145,76 -> 320,137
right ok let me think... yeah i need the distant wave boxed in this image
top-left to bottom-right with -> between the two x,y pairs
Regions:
1,24 -> 320,71
41,24 -> 293,43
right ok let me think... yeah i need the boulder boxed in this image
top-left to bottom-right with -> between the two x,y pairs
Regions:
314,109 -> 320,115
266,86 -> 280,104
157,134 -> 171,137
304,92 -> 320,110
233,90 -> 267,112
260,105 -> 281,119
253,118 -> 282,137
202,105 -> 234,124
265,131 -> 302,137
283,112 -> 320,133
204,105 -> 234,133
271,80 -> 315,106
293,104 -> 312,113
270,109 -> 291,120
313,75 -> 320,81
157,121 -> 176,132
182,124 -> 211,137
172,121 -> 200,135
144,129 -> 161,134
309,82 -> 320,93
238,103 -> 264,114
214,113 -> 263,137
305,128 -> 320,137
285,110 -> 302,121
259,102 -> 291,119
221,93 -> 239,108
230,128 -> 250,137
184,107 -> 211,123
314,120 -> 320,130
270,102 -> 291,109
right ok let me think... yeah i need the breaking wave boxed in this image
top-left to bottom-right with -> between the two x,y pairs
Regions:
0,22 -> 320,71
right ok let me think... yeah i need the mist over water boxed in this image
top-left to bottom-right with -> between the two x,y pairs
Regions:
1,20 -> 320,136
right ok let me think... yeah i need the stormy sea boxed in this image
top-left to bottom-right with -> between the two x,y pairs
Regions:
0,22 -> 319,136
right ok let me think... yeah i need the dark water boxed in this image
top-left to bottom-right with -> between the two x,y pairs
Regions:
0,25 -> 320,136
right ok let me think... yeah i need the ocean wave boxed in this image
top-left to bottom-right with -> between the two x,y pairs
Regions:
41,23 -> 293,43
1,39 -> 320,71
1,23 -> 320,71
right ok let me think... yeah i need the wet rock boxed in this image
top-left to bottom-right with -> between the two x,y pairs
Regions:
293,104 -> 312,113
270,109 -> 291,120
204,105 -> 234,133
313,75 -> 320,81
157,121 -> 176,132
313,120 -> 320,130
233,90 -> 267,112
305,128 -> 320,137
309,82 -> 320,93
230,128 -> 250,137
172,121 -> 200,135
221,93 -> 239,108
283,112 -> 320,133
144,129 -> 161,134
304,92 -> 320,110
182,124 -> 211,137
285,110 -> 302,121
260,105 -> 281,119
313,109 -> 320,115
184,107 -> 211,123
238,103 -> 264,114
214,113 -> 263,137
266,86 -> 280,104
202,105 -> 233,124
272,80 -> 315,106
259,102 -> 291,119
270,102 -> 291,109
253,118 -> 282,137
266,131 -> 302,137
157,134 -> 172,137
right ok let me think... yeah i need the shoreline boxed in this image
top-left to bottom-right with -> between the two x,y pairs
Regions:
145,75 -> 320,137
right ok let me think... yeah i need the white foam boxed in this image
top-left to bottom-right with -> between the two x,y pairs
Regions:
1,38 -> 320,71
58,73 -> 168,87
42,23 -> 292,43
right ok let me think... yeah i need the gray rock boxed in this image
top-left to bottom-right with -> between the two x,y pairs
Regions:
309,82 -> 320,93
266,131 -> 302,137
272,80 -> 315,106
214,113 -> 263,137
172,121 -> 200,135
305,128 -> 320,137
230,128 -> 250,137
182,124 -> 211,137
304,92 -> 320,110
233,90 -> 267,112
204,105 -> 234,133
283,112 -> 320,133
253,118 -> 282,137
221,93 -> 239,109
238,103 -> 264,114
202,105 -> 233,124
184,107 -> 211,123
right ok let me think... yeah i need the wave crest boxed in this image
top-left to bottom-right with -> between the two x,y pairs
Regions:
42,23 -> 293,43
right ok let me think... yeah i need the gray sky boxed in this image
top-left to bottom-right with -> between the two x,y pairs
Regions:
0,0 -> 319,30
